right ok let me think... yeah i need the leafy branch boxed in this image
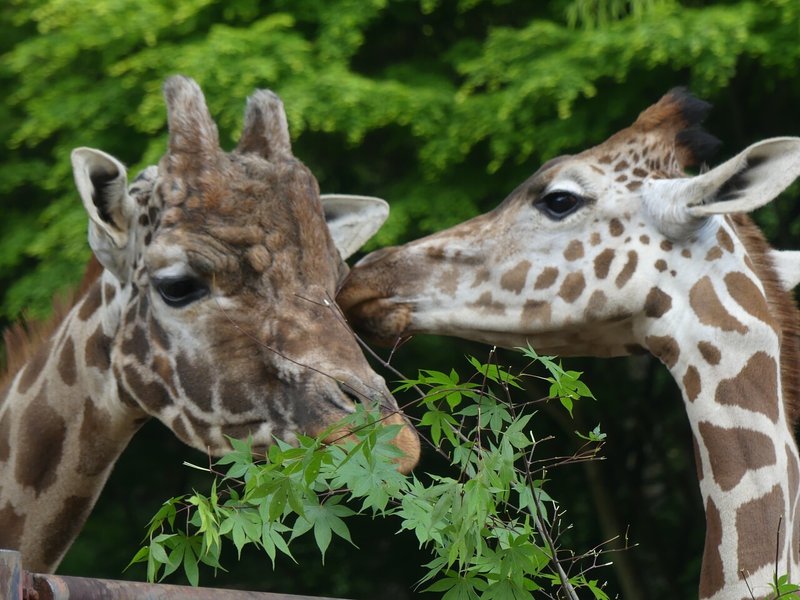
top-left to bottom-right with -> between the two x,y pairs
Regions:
131,347 -> 610,599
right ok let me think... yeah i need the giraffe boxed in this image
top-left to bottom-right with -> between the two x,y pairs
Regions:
338,89 -> 800,599
0,75 -> 420,574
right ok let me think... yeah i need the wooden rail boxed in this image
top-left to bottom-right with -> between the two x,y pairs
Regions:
0,550 -> 349,600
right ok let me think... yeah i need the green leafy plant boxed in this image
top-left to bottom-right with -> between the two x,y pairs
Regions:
132,347 -> 610,599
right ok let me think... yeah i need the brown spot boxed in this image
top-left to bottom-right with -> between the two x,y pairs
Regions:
16,341 -> 50,395
689,277 -> 748,334
639,235 -> 650,245
717,227 -> 734,253
123,365 -> 172,412
594,249 -> 615,279
699,422 -> 776,491
468,292 -> 506,315
614,160 -> 629,172
615,174 -> 628,183
500,260 -> 531,294
521,300 -> 551,325
715,352 -> 779,422
85,324 -> 112,372
645,335 -> 680,368
563,241 -> 584,262
77,401 -> 117,477
57,337 -> 77,387
471,268 -> 491,288
697,341 -> 721,365
644,287 -> 672,318
16,388 -> 66,494
534,267 -> 559,290
655,259 -> 668,272
121,325 -> 149,363
680,248 -> 691,258
148,315 -> 171,352
437,267 -> 460,297
558,272 -> 585,303
585,290 -> 607,318
699,497 -> 724,598
103,283 -> 116,303
40,494 -> 94,568
589,232 -> 601,246
175,353 -> 214,413
219,379 -> 255,414
683,366 -> 701,402
598,154 -> 613,164
0,503 -> 25,550
615,251 -> 638,288
138,214 -> 150,227
660,240 -> 673,251
737,485 -> 785,575
632,168 -> 648,178
725,271 -> 775,331
78,282 -> 103,321
609,218 -> 624,237
626,181 -> 642,191
705,246 -> 722,261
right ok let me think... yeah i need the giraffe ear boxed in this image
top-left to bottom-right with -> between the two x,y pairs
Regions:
644,138 -> 800,239
71,147 -> 135,281
321,195 -> 389,260
684,137 -> 800,217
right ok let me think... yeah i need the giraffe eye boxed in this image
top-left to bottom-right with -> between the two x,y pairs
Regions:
536,191 -> 584,220
153,277 -> 209,308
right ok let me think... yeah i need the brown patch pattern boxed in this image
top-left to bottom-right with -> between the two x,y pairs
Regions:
655,259 -> 667,272
78,282 -> 103,321
715,352 -> 779,422
698,421 -> 776,491
558,272 -> 586,303
40,495 -> 94,568
736,485 -> 785,575
468,292 -> 506,315
534,268 -> 559,290
615,251 -> 638,288
699,497 -> 724,598
0,503 -> 25,550
717,227 -> 734,253
57,337 -> 77,387
594,249 -> 615,280
724,271 -> 775,331
689,277 -> 748,334
705,246 -> 722,261
500,260 -> 531,294
644,287 -> 672,318
85,324 -> 112,371
15,388 -> 66,494
563,241 -> 584,261
521,300 -> 551,325
77,401 -> 117,476
697,341 -> 721,365
585,290 -> 607,318
645,335 -> 680,368
609,218 -> 624,237
683,366 -> 701,402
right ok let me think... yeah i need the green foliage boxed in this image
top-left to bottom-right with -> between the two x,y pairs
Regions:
133,351 -> 610,599
2,0 -> 800,320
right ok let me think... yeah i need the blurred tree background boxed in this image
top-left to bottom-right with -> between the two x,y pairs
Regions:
2,0 -> 800,598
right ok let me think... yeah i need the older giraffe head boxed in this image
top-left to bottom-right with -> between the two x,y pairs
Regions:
71,76 -> 419,468
339,89 -> 800,360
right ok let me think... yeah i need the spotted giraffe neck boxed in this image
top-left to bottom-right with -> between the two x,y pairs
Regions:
637,216 -> 800,599
0,268 -> 145,573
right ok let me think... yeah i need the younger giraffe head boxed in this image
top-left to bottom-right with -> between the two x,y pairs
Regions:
71,76 -> 419,469
339,89 -> 800,361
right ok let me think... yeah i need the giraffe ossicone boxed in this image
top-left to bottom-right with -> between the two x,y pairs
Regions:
339,88 -> 800,600
0,75 -> 419,574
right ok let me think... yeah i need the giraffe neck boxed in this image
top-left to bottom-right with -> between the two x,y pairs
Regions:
639,251 -> 800,599
0,274 -> 146,572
